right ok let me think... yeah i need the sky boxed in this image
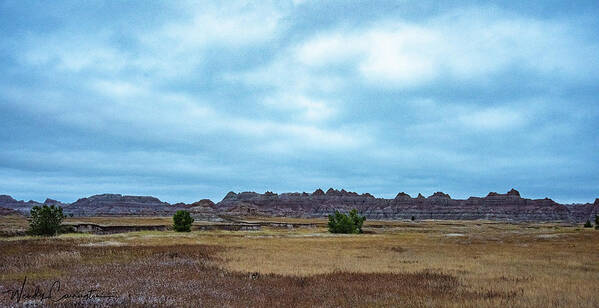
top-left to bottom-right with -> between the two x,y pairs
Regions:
1,0 -> 598,204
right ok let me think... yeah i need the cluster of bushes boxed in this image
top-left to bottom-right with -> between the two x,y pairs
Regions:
583,215 -> 599,229
328,209 -> 366,234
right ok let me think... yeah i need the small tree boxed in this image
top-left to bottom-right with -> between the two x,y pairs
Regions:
328,209 -> 365,234
595,215 -> 599,230
29,205 -> 65,236
584,219 -> 593,228
328,211 -> 353,233
173,210 -> 194,232
348,208 -> 365,233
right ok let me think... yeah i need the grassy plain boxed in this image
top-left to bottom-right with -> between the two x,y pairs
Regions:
0,217 -> 598,307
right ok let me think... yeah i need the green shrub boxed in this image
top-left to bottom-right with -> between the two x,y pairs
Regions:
328,209 -> 365,234
173,210 -> 194,232
584,219 -> 593,228
29,205 -> 65,236
595,215 -> 599,230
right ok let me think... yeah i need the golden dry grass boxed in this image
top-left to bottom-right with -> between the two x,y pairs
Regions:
235,216 -> 328,224
0,218 -> 597,307
0,215 -> 28,236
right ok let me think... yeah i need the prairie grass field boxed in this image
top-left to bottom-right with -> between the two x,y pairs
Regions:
0,217 -> 598,307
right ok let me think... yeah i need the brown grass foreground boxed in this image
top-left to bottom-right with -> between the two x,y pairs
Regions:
0,218 -> 598,307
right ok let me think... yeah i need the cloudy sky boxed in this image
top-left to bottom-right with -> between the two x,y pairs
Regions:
1,1 -> 598,204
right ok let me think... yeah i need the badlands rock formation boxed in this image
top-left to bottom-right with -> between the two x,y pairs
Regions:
0,193 -> 221,219
217,188 -> 597,223
63,194 -> 189,216
0,189 -> 597,222
0,195 -> 70,215
0,195 -> 41,214
0,206 -> 19,216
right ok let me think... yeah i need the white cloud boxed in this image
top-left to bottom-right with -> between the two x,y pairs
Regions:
1,75 -> 361,152
4,2 -> 597,204
459,108 -> 526,130
228,56 -> 344,93
263,93 -> 336,122
12,1 -> 363,152
292,8 -> 599,87
405,99 -> 532,132
90,80 -> 146,98
358,26 -> 440,86
295,33 -> 363,66
21,32 -> 128,72
291,0 -> 308,6
224,118 -> 365,151
19,2 -> 284,77
295,22 -> 441,87
159,5 -> 281,47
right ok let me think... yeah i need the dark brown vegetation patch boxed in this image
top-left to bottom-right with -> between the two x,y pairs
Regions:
0,239 -> 518,307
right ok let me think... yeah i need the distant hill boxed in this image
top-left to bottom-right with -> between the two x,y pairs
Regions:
217,188 -> 599,223
0,195 -> 41,214
1,189 -> 597,223
0,206 -> 20,216
0,194 -> 215,218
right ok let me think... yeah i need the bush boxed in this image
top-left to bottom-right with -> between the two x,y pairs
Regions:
173,210 -> 194,232
29,205 -> 65,236
328,209 -> 365,234
595,215 -> 599,230
584,219 -> 593,228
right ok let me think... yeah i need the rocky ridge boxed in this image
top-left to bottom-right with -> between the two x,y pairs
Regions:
217,188 -> 597,223
0,194 -> 218,218
0,195 -> 42,214
0,206 -> 19,216
64,194 -> 180,216
0,189 -> 597,223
